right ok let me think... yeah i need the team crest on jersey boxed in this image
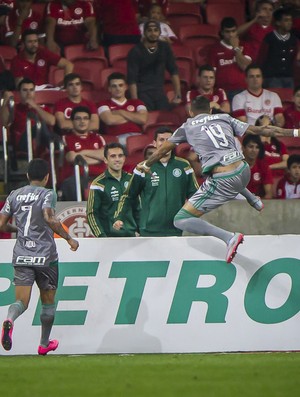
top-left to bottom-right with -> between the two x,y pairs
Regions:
265,99 -> 271,106
213,95 -> 219,102
127,105 -> 135,112
75,7 -> 83,15
56,205 -> 93,238
37,59 -> 45,67
253,172 -> 262,182
173,168 -> 182,177
30,22 -> 38,30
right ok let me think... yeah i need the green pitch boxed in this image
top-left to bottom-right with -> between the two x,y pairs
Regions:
0,353 -> 299,397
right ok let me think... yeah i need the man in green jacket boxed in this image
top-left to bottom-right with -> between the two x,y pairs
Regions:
114,126 -> 199,236
86,143 -> 139,237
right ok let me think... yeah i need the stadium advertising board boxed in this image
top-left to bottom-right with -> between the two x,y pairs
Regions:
0,236 -> 299,355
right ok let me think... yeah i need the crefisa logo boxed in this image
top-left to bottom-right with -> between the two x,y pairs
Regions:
56,205 -> 93,238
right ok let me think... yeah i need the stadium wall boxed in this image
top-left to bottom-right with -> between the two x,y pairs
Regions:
0,236 -> 299,355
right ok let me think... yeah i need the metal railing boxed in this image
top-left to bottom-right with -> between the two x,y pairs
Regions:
74,155 -> 89,202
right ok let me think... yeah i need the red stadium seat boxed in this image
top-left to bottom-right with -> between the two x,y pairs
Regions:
166,2 -> 202,18
64,44 -> 108,67
205,3 -> 246,27
278,137 -> 300,155
126,134 -> 153,164
0,46 -> 17,68
179,24 -> 218,50
108,44 -> 134,68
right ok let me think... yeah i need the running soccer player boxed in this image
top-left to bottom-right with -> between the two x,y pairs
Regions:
138,96 -> 275,263
0,159 -> 79,355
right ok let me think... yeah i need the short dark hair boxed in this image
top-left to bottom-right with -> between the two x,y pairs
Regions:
198,64 -> 215,76
287,154 -> 300,169
70,106 -> 91,120
64,73 -> 82,88
22,29 -> 38,41
245,63 -> 263,77
255,0 -> 274,12
18,77 -> 35,91
27,158 -> 49,181
293,85 -> 300,95
221,17 -> 237,31
154,126 -> 173,140
191,95 -> 210,114
108,72 -> 127,84
104,142 -> 126,158
242,134 -> 265,159
273,7 -> 293,22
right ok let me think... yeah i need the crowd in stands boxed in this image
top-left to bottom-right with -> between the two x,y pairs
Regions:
1,0 -> 300,238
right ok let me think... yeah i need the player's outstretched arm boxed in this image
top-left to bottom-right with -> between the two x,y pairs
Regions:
137,141 -> 176,173
246,125 -> 299,138
43,208 -> 79,251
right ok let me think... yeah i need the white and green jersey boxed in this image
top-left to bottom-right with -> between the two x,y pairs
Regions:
0,185 -> 58,266
169,113 -> 249,174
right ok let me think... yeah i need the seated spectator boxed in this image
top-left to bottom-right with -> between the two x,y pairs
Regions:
284,85 -> 300,128
10,29 -> 74,89
143,143 -> 156,159
127,19 -> 182,110
186,64 -> 230,114
242,134 -> 273,198
0,78 -> 55,161
54,73 -> 99,135
276,154 -> 300,198
139,4 -> 177,43
86,142 -> 140,237
98,72 -> 148,146
135,0 -> 168,21
255,115 -> 289,178
232,64 -> 285,126
209,17 -> 252,102
237,0 -> 274,62
257,7 -> 298,88
45,0 -> 98,55
59,106 -> 106,201
3,0 -> 45,49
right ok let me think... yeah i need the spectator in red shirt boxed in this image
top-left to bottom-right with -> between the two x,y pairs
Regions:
255,114 -> 289,178
242,134 -> 273,198
45,0 -> 98,55
98,72 -> 148,146
54,73 -> 99,135
276,154 -> 300,199
10,29 -> 74,89
284,85 -> 300,128
209,17 -> 252,102
60,106 -> 106,201
4,0 -> 45,48
186,64 -> 230,114
0,77 -> 55,157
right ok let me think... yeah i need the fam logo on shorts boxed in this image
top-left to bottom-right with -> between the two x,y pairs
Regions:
56,205 -> 93,238
173,168 -> 182,177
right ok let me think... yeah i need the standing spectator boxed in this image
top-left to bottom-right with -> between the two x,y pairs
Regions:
257,7 -> 299,88
45,0 -> 98,55
0,158 -> 79,355
186,64 -> 230,114
59,106 -> 106,201
276,154 -> 300,198
95,0 -> 141,48
209,17 -> 252,102
98,72 -> 148,146
284,85 -> 300,128
139,4 -> 177,43
242,134 -> 274,198
10,29 -> 74,89
0,78 -> 55,157
232,64 -> 285,126
127,19 -> 182,110
113,126 -> 198,236
86,142 -> 139,237
3,0 -> 45,48
255,115 -> 289,178
237,0 -> 274,62
54,73 -> 99,135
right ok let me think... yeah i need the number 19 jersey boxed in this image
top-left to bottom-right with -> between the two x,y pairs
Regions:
0,185 -> 58,266
169,113 -> 249,174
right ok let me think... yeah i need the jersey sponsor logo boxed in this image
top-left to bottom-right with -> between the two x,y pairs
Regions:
57,17 -> 83,25
192,114 -> 219,125
37,59 -> 46,67
16,193 -> 39,202
56,204 -> 93,238
16,255 -> 46,265
173,168 -> 182,177
25,240 -> 36,248
219,59 -> 234,66
246,107 -> 272,115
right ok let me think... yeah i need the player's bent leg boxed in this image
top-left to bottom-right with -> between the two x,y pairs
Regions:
38,289 -> 58,355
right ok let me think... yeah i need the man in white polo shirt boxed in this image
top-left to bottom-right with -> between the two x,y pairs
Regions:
232,64 -> 285,126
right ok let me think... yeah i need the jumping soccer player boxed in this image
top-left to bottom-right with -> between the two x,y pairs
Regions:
0,159 -> 79,354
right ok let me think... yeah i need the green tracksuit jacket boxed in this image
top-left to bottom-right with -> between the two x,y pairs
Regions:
86,170 -> 139,237
115,156 -> 199,236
